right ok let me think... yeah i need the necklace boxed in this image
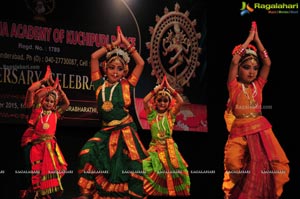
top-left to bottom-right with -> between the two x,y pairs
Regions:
40,110 -> 51,130
156,113 -> 167,139
42,110 -> 52,115
242,82 -> 257,107
101,80 -> 119,112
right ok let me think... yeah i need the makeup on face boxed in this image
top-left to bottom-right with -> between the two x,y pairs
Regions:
107,64 -> 124,72
157,97 -> 169,103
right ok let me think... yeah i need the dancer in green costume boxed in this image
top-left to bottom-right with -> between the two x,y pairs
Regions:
143,76 -> 190,196
73,26 -> 148,199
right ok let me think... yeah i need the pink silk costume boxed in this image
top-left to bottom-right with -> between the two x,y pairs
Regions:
21,104 -> 67,196
143,108 -> 190,196
222,77 -> 289,199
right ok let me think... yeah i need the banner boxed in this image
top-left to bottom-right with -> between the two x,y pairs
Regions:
0,0 -> 208,132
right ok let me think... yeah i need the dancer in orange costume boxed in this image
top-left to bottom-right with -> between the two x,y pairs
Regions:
222,21 -> 289,199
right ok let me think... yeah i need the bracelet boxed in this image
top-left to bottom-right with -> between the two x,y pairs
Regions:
172,90 -> 178,97
236,47 -> 245,56
105,44 -> 112,51
127,42 -> 136,54
91,70 -> 101,81
130,48 -> 137,54
151,90 -> 156,95
232,45 -> 245,56
260,49 -> 269,58
60,93 -> 66,98
111,42 -> 115,49
127,43 -> 134,51
103,46 -> 108,53
46,87 -> 51,95
128,46 -> 136,54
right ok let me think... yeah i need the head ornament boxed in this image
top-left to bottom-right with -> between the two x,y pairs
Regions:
106,47 -> 130,64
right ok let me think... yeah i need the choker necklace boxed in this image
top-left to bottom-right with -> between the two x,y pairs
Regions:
40,110 -> 51,129
102,80 -> 119,112
242,82 -> 257,107
42,110 -> 52,115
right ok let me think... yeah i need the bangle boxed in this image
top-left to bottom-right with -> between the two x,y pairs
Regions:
151,90 -> 156,95
46,88 -> 51,95
111,42 -> 115,49
260,49 -> 269,58
127,43 -> 136,54
105,44 -> 112,51
236,47 -> 245,56
91,70 -> 101,81
172,90 -> 178,97
127,43 -> 134,51
40,80 -> 45,86
103,46 -> 108,53
128,46 -> 136,54
130,49 -> 137,54
232,44 -> 245,56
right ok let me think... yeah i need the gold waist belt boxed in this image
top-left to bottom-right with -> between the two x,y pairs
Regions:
151,139 -> 166,145
32,134 -> 55,145
102,115 -> 132,127
235,112 -> 262,119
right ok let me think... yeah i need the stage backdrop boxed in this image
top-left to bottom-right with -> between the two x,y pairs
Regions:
0,0 -> 207,132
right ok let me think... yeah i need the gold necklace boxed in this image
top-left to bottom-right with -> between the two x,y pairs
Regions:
242,82 -> 257,107
42,110 -> 52,115
101,80 -> 119,112
40,110 -> 51,130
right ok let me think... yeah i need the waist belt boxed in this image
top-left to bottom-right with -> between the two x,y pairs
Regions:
32,134 -> 55,145
235,112 -> 262,119
102,115 -> 132,127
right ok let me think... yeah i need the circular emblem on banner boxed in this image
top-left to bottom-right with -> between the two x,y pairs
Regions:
146,3 -> 202,91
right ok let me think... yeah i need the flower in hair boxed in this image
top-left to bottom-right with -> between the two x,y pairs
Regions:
244,44 -> 257,56
156,88 -> 172,100
247,44 -> 257,52
48,90 -> 59,104
106,47 -> 130,64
